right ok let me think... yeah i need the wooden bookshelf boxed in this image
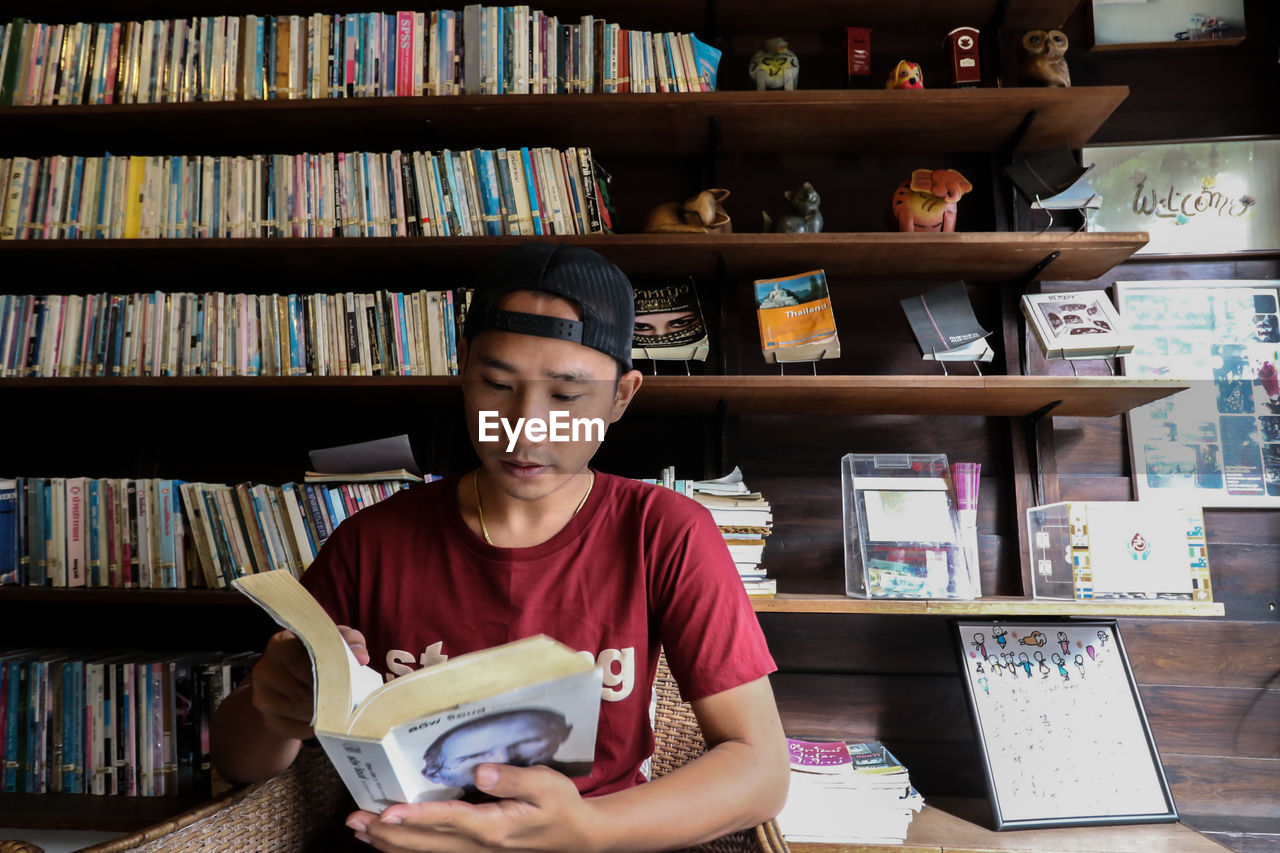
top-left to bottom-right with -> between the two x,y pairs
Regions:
752,595 -> 1225,617
0,587 -> 1224,618
0,88 -> 1129,158
0,232 -> 1150,282
0,375 -> 1187,417
782,797 -> 1231,852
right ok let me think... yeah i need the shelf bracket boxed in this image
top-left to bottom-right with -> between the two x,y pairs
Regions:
1005,108 -> 1039,155
1025,399 -> 1062,508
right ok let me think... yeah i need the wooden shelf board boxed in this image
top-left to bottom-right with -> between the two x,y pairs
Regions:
0,232 -> 1149,281
785,797 -> 1229,852
1090,36 -> 1247,52
0,793 -> 214,832
0,88 -> 1129,156
0,375 -> 1186,417
2,588 -> 1222,617
0,586 -> 244,605
753,595 -> 1224,616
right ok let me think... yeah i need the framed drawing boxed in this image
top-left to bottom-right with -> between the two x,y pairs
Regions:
1082,137 -> 1279,256
954,619 -> 1178,830
1090,0 -> 1246,50
1116,280 -> 1280,506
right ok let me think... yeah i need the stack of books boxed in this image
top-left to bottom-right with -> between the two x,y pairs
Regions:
640,467 -> 775,598
777,739 -> 925,845
690,467 -> 774,598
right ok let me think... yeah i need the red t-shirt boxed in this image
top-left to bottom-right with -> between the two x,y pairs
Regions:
300,470 -> 776,797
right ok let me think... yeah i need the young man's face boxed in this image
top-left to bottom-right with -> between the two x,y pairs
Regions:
461,290 -> 641,502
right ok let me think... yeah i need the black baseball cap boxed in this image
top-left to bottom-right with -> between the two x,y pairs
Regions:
465,242 -> 635,370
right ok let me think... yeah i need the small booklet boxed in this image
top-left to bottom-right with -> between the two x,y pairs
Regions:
1021,290 -> 1134,360
900,282 -> 992,362
232,571 -> 602,813
754,269 -> 841,363
631,277 -> 710,361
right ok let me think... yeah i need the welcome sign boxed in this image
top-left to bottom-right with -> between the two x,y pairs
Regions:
1083,138 -> 1279,256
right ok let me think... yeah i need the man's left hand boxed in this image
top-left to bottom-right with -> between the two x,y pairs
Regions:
346,764 -> 602,853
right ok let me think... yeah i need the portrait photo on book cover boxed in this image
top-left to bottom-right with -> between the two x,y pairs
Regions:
418,707 -> 594,794
632,279 -> 708,348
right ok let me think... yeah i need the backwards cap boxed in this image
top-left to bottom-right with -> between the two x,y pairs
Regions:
464,243 -> 635,370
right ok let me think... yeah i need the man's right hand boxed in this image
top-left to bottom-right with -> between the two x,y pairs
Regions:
250,626 -> 369,741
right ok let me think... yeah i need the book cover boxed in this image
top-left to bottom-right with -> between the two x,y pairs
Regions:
754,269 -> 841,363
899,281 -> 990,360
1021,290 -> 1134,360
233,570 -> 602,813
631,277 -> 710,362
1005,145 -> 1100,211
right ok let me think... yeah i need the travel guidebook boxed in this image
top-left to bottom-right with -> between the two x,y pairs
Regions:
754,269 -> 841,363
232,571 -> 602,812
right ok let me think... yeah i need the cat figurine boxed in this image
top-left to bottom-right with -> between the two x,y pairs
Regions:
748,37 -> 799,90
643,188 -> 732,234
762,182 -> 822,233
891,169 -> 972,232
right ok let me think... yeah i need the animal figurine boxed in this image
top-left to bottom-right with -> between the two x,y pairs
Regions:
643,188 -> 732,234
886,60 -> 924,89
891,168 -> 973,233
1019,30 -> 1070,87
762,182 -> 823,233
748,37 -> 799,90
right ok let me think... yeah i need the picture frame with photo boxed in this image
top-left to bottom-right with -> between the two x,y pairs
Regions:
1116,280 -> 1280,506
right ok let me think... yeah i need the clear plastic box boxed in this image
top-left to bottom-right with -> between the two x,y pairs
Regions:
1026,501 -> 1213,601
841,453 -> 973,599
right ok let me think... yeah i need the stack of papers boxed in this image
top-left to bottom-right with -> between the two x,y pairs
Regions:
777,739 -> 925,845
643,467 -> 775,597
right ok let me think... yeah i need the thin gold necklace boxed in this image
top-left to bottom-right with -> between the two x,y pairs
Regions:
473,469 -> 595,546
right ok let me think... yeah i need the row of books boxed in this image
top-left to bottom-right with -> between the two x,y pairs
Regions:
1,647 -> 255,797
0,146 -> 610,241
778,739 -> 925,845
0,8 -> 719,107
643,466 -> 776,598
0,476 -> 424,590
0,289 -> 469,378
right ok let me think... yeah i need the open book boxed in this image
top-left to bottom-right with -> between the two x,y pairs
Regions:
232,571 -> 603,812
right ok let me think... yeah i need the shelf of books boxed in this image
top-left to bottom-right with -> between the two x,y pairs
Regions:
1,88 -> 1130,157
0,233 -> 1152,282
0,375 -> 1188,417
26,0 -> 1083,34
752,594 -> 1225,617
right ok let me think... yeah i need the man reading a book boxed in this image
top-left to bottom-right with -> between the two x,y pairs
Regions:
213,242 -> 789,852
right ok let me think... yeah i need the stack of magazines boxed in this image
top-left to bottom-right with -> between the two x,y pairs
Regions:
776,739 -> 925,845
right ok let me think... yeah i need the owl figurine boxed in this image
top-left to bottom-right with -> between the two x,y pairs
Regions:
748,37 -> 799,90
1019,30 -> 1070,87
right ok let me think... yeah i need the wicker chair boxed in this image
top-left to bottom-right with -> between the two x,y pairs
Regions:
74,654 -> 789,853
